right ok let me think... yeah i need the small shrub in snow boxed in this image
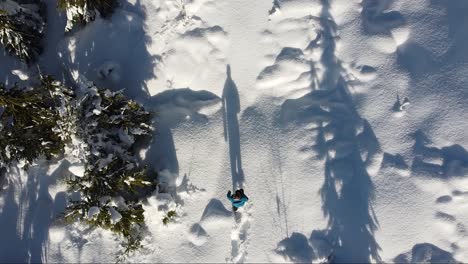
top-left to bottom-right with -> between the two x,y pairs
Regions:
66,199 -> 146,256
57,0 -> 119,32
0,0 -> 46,64
162,210 -> 177,225
0,76 -> 73,166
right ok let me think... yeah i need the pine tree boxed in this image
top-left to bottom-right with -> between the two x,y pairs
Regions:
1,73 -> 156,257
64,81 -> 155,257
65,162 -> 152,257
0,76 -> 74,166
57,0 -> 118,32
0,0 -> 46,64
77,84 -> 152,162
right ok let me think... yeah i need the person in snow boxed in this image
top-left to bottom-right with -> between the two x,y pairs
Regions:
227,189 -> 248,211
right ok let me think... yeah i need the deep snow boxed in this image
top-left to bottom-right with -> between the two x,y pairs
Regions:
1,0 -> 468,263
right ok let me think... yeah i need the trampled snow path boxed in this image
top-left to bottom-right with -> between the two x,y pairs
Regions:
228,204 -> 252,263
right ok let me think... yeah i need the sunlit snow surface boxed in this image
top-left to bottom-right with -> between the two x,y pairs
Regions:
1,0 -> 468,263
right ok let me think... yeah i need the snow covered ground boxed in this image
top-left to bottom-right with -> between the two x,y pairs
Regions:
1,0 -> 468,262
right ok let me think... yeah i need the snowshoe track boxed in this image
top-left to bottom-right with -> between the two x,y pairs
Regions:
228,203 -> 252,263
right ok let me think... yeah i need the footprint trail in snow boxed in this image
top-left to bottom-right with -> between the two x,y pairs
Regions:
228,204 -> 252,263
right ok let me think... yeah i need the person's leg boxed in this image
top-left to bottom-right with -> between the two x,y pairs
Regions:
232,206 -> 238,212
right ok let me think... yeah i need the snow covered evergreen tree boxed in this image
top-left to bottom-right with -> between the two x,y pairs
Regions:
1,73 -> 155,256
57,0 -> 118,32
64,81 -> 155,257
0,76 -> 74,166
0,0 -> 46,64
77,84 -> 152,162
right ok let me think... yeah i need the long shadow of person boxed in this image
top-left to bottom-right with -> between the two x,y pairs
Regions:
222,65 -> 244,190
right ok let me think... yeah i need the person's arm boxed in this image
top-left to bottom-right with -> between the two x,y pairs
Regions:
242,193 -> 249,201
238,189 -> 248,201
227,191 -> 233,202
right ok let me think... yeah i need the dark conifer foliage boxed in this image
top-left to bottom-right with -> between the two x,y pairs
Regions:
57,0 -> 119,32
0,0 -> 46,64
65,82 -> 155,258
1,75 -> 156,257
0,76 -> 73,166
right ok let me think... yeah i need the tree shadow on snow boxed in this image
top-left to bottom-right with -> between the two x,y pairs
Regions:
60,0 -> 157,103
275,0 -> 382,262
397,0 -> 468,98
0,160 -> 69,263
276,232 -> 315,263
140,88 -> 220,180
411,130 -> 468,178
0,176 -> 27,262
394,243 -> 459,263
360,0 -> 405,36
429,0 -> 468,63
36,0 -> 69,83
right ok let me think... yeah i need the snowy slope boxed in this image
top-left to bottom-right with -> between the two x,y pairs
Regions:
1,0 -> 468,263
